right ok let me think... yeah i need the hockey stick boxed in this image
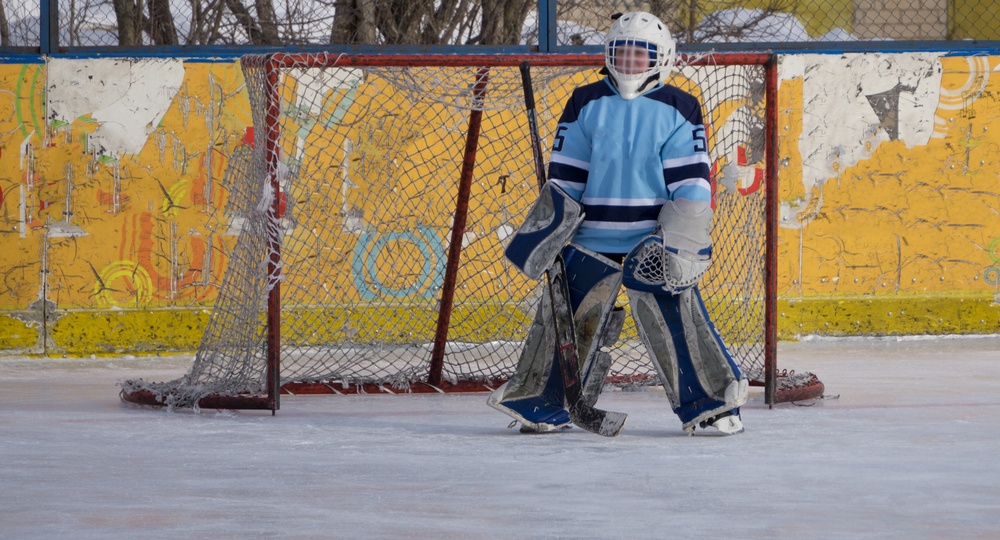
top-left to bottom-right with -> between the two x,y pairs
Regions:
518,61 -> 627,437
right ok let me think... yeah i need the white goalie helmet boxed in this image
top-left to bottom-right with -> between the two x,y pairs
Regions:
605,11 -> 676,100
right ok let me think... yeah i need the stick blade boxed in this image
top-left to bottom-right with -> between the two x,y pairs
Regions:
570,403 -> 627,437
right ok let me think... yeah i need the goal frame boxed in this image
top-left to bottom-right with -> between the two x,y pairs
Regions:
121,52 -> 824,412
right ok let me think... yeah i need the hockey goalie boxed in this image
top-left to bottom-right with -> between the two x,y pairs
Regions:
489,11 -> 749,436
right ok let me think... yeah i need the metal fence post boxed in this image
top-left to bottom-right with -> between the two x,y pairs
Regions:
538,0 -> 557,52
39,0 -> 58,53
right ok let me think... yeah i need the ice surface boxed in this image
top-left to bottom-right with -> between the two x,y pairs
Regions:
2,336 -> 999,539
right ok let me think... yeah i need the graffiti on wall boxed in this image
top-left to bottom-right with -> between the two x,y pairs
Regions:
0,53 -> 998,352
0,60 -> 252,316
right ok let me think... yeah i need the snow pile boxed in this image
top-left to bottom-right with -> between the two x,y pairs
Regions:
554,9 -> 860,46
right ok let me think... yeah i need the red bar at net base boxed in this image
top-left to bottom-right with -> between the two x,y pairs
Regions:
120,389 -> 275,410
281,378 -> 507,395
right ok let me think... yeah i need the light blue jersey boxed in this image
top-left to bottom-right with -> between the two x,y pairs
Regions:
547,77 -> 711,254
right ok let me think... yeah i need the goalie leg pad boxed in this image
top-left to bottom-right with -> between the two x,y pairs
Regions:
489,245 -> 623,427
581,306 -> 625,407
629,286 -> 748,431
487,270 -> 569,431
563,245 -> 623,402
504,182 -> 584,280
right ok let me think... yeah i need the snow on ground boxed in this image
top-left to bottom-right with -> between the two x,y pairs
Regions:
2,336 -> 999,539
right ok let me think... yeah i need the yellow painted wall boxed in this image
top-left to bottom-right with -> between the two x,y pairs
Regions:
0,54 -> 997,355
0,60 -> 249,353
777,55 -> 1000,336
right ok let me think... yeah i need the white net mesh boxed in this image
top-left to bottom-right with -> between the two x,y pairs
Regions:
122,53 -> 818,408
629,241 -> 667,288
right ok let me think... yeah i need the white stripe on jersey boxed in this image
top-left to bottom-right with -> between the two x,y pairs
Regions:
666,178 -> 712,192
580,219 -> 658,230
551,153 -> 591,171
662,153 -> 711,169
581,196 -> 667,206
550,179 -> 586,192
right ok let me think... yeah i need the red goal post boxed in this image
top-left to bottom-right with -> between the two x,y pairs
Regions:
120,52 -> 823,412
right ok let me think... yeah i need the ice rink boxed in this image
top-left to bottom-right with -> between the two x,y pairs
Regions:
2,336 -> 999,539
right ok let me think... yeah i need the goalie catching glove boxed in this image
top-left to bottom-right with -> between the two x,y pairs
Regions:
623,199 -> 713,294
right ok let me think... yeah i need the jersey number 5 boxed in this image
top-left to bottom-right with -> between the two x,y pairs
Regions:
692,127 -> 707,153
553,125 -> 567,152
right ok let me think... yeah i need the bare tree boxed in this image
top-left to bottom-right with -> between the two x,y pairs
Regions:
419,0 -> 466,44
254,0 -> 281,43
106,0 -> 181,46
223,0 -> 264,43
477,0 -> 533,44
330,0 -> 372,43
327,0 -> 534,45
111,0 -> 143,45
0,1 -> 10,46
96,0 -> 531,48
148,0 -> 179,44
223,0 -> 281,44
185,0 -> 228,44
63,0 -> 104,46
96,0 -> 795,49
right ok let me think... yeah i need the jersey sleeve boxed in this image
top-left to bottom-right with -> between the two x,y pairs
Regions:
546,90 -> 591,201
660,101 -> 711,203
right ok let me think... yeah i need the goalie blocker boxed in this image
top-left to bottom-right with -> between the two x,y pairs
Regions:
504,181 -> 584,280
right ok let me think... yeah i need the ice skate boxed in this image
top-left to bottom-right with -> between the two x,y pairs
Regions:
688,411 -> 744,435
488,383 -> 572,433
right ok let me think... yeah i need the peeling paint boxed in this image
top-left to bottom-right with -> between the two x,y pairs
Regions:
779,53 -> 943,228
47,58 -> 185,156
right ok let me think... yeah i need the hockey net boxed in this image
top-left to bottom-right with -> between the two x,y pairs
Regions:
121,53 -> 823,411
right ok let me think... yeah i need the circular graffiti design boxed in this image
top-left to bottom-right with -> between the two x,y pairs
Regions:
985,266 -> 1000,287
352,226 -> 444,299
987,237 -> 1000,266
96,261 -> 154,307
